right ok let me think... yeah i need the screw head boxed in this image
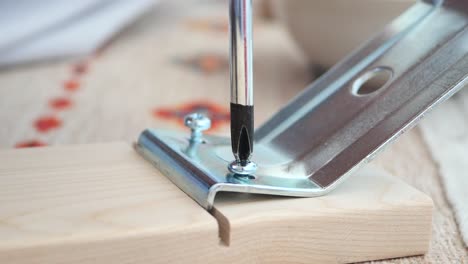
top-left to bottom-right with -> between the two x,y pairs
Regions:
228,160 -> 258,175
184,113 -> 211,132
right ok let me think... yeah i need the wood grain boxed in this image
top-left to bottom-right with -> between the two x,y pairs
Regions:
0,142 -> 433,263
373,129 -> 468,263
0,143 -> 220,264
212,165 -> 433,264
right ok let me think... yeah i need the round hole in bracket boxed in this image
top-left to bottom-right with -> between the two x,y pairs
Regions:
352,67 -> 393,96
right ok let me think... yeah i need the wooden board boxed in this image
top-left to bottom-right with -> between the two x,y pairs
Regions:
0,143 -> 433,263
0,143 -> 220,264
213,166 -> 433,263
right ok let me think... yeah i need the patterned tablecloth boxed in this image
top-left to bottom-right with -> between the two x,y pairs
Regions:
0,0 -> 466,263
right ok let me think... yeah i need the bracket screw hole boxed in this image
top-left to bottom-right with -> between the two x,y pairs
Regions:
352,67 -> 393,96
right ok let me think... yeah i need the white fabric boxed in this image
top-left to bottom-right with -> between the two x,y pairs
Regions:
0,0 -> 156,66
420,89 -> 468,247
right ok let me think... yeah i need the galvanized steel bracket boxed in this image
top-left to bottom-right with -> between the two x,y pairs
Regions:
136,0 -> 468,209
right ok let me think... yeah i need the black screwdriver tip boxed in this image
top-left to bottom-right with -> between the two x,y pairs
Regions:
230,103 -> 254,165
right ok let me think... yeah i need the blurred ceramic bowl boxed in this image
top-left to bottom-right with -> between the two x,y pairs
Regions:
271,0 -> 416,67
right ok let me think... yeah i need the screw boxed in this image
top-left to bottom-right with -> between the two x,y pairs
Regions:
228,160 -> 258,175
184,113 -> 211,143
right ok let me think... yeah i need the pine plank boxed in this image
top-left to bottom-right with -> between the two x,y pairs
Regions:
212,165 -> 433,263
0,142 -> 433,263
0,143 -> 220,264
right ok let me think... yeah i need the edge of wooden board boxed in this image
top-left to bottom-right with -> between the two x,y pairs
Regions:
0,143 -> 433,264
212,165 -> 433,263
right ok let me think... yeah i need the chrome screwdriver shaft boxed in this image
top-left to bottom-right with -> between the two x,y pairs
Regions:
228,0 -> 256,174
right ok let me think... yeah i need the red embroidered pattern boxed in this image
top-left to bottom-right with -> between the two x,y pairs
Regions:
73,62 -> 88,75
154,101 -> 229,131
49,97 -> 72,110
64,79 -> 80,92
14,58 -> 92,147
34,116 -> 62,133
174,54 -> 228,74
15,140 -> 47,148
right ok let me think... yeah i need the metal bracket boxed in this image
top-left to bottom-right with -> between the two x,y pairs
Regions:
136,0 -> 468,210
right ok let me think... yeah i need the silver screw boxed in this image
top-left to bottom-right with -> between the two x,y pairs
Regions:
184,113 -> 211,143
228,160 -> 258,175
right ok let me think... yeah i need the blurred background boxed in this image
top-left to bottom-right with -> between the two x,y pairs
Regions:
0,0 -> 416,146
0,0 -> 415,68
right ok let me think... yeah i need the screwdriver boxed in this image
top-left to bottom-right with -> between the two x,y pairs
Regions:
228,0 -> 257,174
